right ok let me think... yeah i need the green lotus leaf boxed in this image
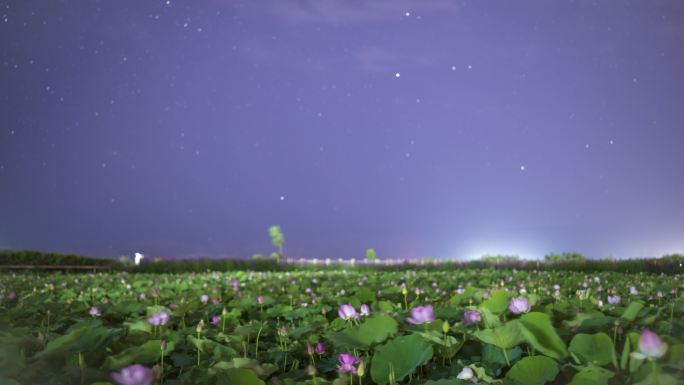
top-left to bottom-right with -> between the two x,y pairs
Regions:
505,356 -> 559,385
568,332 -> 615,366
370,334 -> 433,385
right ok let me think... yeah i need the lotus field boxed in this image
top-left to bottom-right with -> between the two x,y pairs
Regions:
1,269 -> 683,385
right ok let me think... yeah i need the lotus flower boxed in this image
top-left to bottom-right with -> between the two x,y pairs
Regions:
508,297 -> 531,314
338,304 -> 358,320
360,304 -> 371,316
158,312 -> 169,325
147,311 -> 169,326
89,306 -> 101,317
257,295 -> 264,305
607,295 -> 621,305
315,342 -> 325,355
456,367 -> 475,382
631,329 -> 668,359
462,310 -> 481,325
111,364 -> 153,385
406,305 -> 435,324
147,314 -> 161,326
337,353 -> 360,374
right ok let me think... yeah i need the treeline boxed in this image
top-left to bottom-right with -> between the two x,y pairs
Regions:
126,254 -> 684,275
0,249 -> 115,266
1,249 -> 683,275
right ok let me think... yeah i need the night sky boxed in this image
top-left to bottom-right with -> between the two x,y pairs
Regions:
1,1 -> 683,260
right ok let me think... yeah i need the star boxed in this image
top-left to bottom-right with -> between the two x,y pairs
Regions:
520,165 -> 526,171
280,195 -> 285,201
395,72 -> 401,78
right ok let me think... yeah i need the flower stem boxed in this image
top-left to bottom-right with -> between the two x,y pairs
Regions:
502,347 -> 511,366
255,323 -> 263,359
160,346 -> 165,384
196,331 -> 201,366
78,351 -> 85,385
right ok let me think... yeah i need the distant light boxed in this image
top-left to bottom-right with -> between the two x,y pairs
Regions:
520,165 -> 526,171
609,139 -> 614,145
451,65 -> 456,71
585,144 -> 590,149
280,195 -> 285,201
467,64 -> 473,69
134,253 -> 144,266
405,11 -> 411,16
395,72 -> 401,78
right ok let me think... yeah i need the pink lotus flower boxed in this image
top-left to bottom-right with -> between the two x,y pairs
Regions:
147,311 -> 169,326
111,364 -> 153,385
338,304 -> 358,320
508,297 -> 531,314
462,310 -> 481,325
360,304 -> 371,316
337,353 -> 360,374
406,305 -> 435,324
89,306 -> 101,317
158,312 -> 169,325
631,329 -> 668,359
257,295 -> 264,305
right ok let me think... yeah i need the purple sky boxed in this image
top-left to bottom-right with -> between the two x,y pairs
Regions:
1,1 -> 683,260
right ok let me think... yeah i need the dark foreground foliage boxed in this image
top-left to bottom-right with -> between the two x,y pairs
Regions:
1,268 -> 683,385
